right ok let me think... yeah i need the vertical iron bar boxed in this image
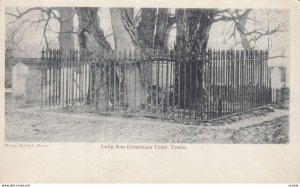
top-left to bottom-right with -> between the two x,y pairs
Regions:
89,56 -> 92,112
207,50 -> 210,120
150,58 -> 153,115
108,53 -> 111,112
212,50 -> 216,119
78,54 -> 81,107
118,51 -> 121,112
123,50 -> 126,112
241,51 -> 244,111
183,54 -> 187,118
114,52 -> 117,112
171,53 -> 175,119
58,51 -> 61,107
94,57 -> 98,112
194,55 -> 198,119
83,52 -> 86,106
74,52 -> 77,107
220,51 -> 223,117
49,56 -> 52,108
41,52 -> 44,108
189,56 -> 192,119
62,57 -> 65,108
52,52 -> 55,107
71,52 -> 73,106
156,55 -> 159,115
254,50 -> 262,106
161,58 -> 164,117
225,51 -> 228,115
166,57 -> 170,118
178,55 -> 181,118
245,51 -> 248,110
134,52 -> 137,114
55,50 -> 59,107
232,50 -> 235,113
204,51 -> 208,120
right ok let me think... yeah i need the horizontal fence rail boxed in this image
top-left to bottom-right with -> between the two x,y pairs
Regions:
40,48 -> 272,121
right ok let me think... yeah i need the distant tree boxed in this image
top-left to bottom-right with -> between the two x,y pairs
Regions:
6,7 -> 76,56
214,9 -> 287,54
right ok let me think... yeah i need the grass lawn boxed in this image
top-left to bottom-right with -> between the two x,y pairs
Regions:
5,94 -> 289,143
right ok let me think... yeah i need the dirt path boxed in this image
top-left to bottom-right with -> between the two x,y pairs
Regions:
5,105 -> 289,143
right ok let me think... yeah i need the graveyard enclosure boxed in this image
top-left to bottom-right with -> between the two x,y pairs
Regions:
9,58 -> 43,103
39,48 -> 277,122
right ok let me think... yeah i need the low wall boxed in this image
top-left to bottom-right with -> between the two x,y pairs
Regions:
7,57 -> 43,104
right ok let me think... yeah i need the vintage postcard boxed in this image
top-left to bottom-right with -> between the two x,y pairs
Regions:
0,0 -> 300,183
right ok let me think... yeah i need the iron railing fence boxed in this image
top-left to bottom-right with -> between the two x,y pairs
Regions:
40,48 -> 272,121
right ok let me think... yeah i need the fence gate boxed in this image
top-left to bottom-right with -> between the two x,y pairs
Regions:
40,48 -> 272,121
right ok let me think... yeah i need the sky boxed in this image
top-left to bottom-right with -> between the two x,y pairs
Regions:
5,7 -> 289,61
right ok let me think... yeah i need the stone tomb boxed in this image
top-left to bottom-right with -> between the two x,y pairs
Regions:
12,62 -> 29,98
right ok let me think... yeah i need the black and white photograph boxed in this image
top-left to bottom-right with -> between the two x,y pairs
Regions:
2,0 -> 300,184
4,6 -> 290,143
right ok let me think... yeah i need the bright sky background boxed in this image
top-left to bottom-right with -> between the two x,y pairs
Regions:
5,7 -> 289,61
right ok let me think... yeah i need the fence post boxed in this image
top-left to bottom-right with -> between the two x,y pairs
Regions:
41,48 -> 45,108
231,49 -> 235,113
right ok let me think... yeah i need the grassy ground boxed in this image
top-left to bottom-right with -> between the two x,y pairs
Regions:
232,116 -> 288,144
5,94 -> 289,143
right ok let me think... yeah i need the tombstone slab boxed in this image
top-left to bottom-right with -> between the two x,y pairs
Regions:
12,63 -> 29,98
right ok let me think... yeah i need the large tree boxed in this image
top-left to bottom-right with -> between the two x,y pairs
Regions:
6,7 -> 76,56
154,8 -> 176,51
56,8 -> 76,56
76,7 -> 112,110
137,8 -> 157,50
110,8 -> 147,112
175,9 -> 218,107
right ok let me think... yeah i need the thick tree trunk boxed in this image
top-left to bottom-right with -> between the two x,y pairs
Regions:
110,8 -> 137,52
76,8 -> 111,54
175,9 -> 217,109
110,8 -> 147,112
137,8 -> 157,50
57,8 -> 75,57
76,7 -> 112,110
235,10 -> 251,50
154,8 -> 176,51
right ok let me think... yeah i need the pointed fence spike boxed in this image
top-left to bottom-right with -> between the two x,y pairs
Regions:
225,49 -> 229,58
231,49 -> 235,59
73,50 -> 76,60
109,49 -> 113,59
75,49 -> 79,61
117,50 -> 122,59
69,50 -> 72,59
53,49 -> 57,60
56,49 -> 59,60
170,49 -> 174,59
265,50 -> 269,59
260,50 -> 264,59
123,49 -> 127,59
50,49 -> 53,60
236,50 -> 240,58
59,49 -> 61,59
99,49 -> 104,59
41,48 -> 45,59
128,49 -> 132,60
133,48 -> 138,59
84,49 -> 87,58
